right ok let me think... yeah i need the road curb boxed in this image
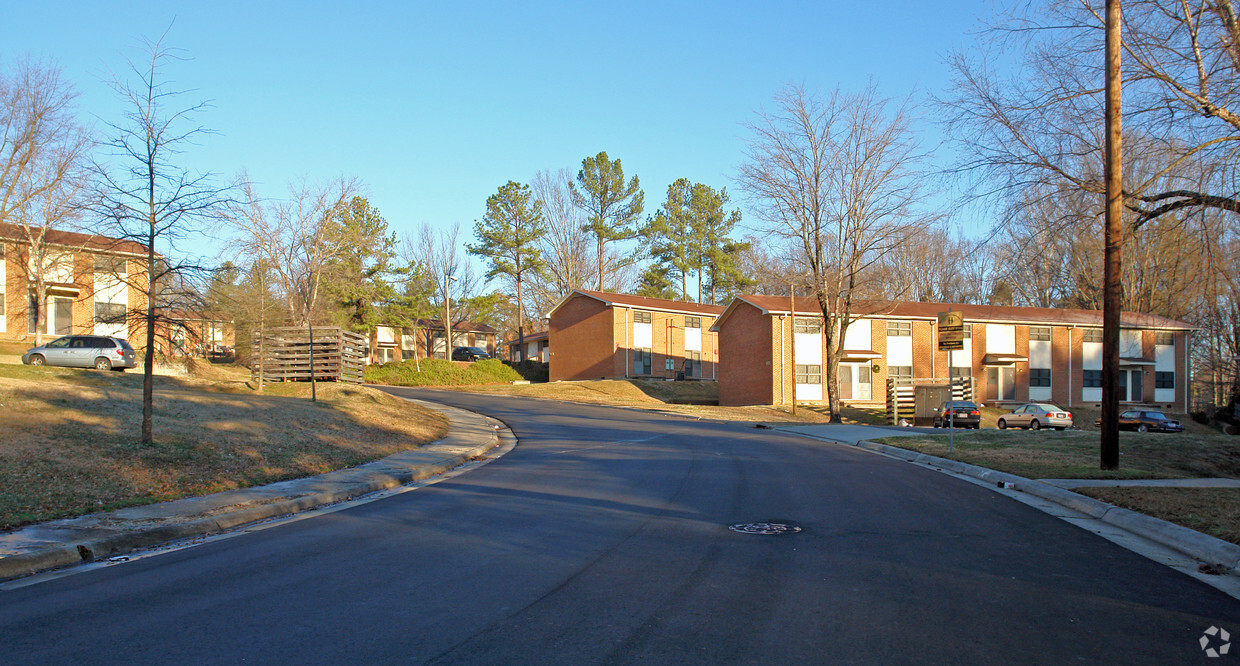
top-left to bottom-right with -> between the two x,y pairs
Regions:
843,438 -> 1240,575
0,398 -> 503,582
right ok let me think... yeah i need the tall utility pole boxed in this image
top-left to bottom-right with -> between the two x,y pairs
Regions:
1101,0 -> 1123,469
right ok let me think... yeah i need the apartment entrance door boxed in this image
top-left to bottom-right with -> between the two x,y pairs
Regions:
985,366 -> 1016,402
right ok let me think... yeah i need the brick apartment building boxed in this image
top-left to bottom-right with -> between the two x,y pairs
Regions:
1,223 -> 150,346
506,330 -> 549,363
548,290 -> 725,381
712,295 -> 1194,411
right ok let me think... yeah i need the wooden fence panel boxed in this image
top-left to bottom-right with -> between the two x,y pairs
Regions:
251,327 -> 367,384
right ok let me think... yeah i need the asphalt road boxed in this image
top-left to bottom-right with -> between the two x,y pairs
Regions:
2,388 -> 1237,664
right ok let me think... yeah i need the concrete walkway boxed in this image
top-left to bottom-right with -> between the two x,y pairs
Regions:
0,398 -> 509,582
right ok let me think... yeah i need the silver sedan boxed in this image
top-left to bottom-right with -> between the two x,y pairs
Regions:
997,403 -> 1074,430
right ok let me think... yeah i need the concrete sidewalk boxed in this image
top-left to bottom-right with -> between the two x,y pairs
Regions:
767,423 -> 1240,580
0,398 -> 508,582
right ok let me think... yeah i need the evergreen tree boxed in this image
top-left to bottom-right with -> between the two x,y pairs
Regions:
635,263 -> 680,300
467,181 -> 546,357
689,183 -> 747,304
644,178 -> 697,300
322,197 -> 402,338
570,151 -> 644,290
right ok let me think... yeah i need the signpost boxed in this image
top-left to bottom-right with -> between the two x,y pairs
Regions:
939,310 -> 964,450
938,310 -> 964,352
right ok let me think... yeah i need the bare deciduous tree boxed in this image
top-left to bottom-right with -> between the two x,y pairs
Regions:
0,58 -> 92,344
96,37 -> 233,444
944,0 -> 1240,227
527,168 -> 592,321
739,83 -> 940,421
227,176 -> 358,327
414,222 -> 483,357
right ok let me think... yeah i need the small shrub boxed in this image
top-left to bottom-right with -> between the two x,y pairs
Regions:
364,357 -> 524,386
505,360 -> 549,382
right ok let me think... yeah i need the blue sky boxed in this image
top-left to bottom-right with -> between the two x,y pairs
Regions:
4,1 -> 993,263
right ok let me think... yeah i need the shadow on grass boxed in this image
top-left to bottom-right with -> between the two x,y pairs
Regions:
628,379 -> 719,405
0,374 -> 447,530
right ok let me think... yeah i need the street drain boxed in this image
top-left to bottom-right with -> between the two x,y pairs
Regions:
728,521 -> 802,536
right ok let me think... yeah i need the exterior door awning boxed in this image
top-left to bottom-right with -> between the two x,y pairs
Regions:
982,353 -> 1028,365
1119,357 -> 1156,366
840,349 -> 882,361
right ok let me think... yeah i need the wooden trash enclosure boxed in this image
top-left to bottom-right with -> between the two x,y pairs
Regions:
251,327 -> 367,384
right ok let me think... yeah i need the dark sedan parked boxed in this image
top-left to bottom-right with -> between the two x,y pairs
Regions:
1094,409 -> 1184,433
933,400 -> 982,429
451,346 -> 491,361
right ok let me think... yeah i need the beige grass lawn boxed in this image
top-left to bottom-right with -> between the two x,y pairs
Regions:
876,424 -> 1240,546
1078,487 -> 1240,546
0,364 -> 446,530
434,379 -> 889,424
873,427 -> 1240,480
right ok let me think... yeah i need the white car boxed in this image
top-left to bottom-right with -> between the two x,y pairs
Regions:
997,403 -> 1073,430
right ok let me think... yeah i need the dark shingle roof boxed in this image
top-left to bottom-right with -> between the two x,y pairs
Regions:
560,289 -> 727,317
0,222 -> 152,257
725,295 -> 1194,331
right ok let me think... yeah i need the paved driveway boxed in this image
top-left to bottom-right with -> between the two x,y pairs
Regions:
0,389 -> 1235,663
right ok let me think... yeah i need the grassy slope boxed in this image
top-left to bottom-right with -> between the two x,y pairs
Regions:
0,364 -> 446,530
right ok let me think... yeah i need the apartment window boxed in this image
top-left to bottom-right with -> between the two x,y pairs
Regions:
633,348 -> 652,375
962,324 -> 971,339
1083,328 -> 1103,343
1155,332 -> 1175,346
93,255 -> 126,276
1029,368 -> 1051,387
1029,327 -> 1051,341
633,310 -> 652,324
888,366 -> 913,381
1155,371 -> 1175,389
795,364 -> 821,385
684,316 -> 701,329
94,302 -> 126,324
684,350 -> 701,377
887,321 -> 912,337
794,317 -> 821,334
1083,370 -> 1103,388
949,366 -> 972,379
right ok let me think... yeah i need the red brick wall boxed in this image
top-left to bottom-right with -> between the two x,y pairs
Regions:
1,243 -> 17,339
911,320 -> 934,379
718,302 -> 776,406
549,294 -> 619,381
1051,326 -> 1072,406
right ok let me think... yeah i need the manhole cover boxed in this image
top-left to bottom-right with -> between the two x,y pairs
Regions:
728,521 -> 802,535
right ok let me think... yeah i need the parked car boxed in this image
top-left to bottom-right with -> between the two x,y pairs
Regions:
997,403 -> 1073,430
1094,410 -> 1184,433
451,346 -> 491,361
22,335 -> 137,371
933,400 -> 981,429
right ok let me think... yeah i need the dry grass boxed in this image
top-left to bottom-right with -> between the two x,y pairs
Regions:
437,379 -> 834,423
873,428 -> 1240,480
0,366 -> 446,530
1078,487 -> 1240,547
